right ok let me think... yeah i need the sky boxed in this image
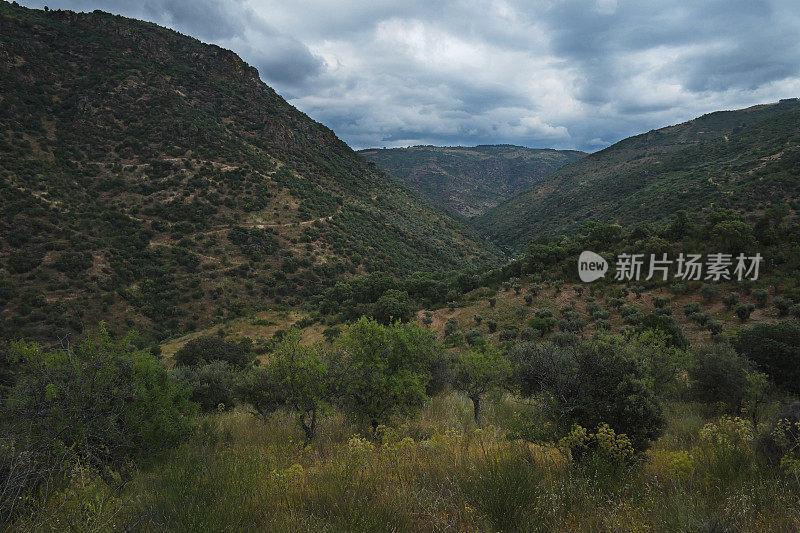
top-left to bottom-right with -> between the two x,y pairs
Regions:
18,0 -> 800,151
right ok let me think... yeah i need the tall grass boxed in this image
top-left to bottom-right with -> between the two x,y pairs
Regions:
12,394 -> 800,532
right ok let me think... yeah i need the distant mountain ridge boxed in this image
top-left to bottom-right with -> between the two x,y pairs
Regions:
0,3 -> 500,341
358,145 -> 585,217
473,99 -> 800,250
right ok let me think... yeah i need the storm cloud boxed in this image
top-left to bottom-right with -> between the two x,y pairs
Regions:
20,0 -> 800,151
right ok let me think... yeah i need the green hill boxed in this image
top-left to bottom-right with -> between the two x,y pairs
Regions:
474,100 -> 800,250
358,145 -> 584,217
0,3 -> 500,342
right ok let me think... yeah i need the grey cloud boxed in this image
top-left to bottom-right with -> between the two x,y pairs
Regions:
20,0 -> 324,86
18,0 -> 800,151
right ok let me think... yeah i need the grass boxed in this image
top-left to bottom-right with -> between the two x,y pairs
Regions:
14,394 -> 800,532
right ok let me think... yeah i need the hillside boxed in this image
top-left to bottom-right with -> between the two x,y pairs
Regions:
474,100 -> 800,250
0,3 -> 500,342
358,145 -> 585,217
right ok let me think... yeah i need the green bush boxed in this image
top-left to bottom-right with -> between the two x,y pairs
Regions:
752,289 -> 770,308
1,327 -> 195,520
683,302 -> 701,316
735,322 -> 800,394
171,361 -> 240,412
690,344 -> 750,410
173,336 -> 252,368
722,292 -> 740,310
774,297 -> 791,317
371,289 -> 414,324
527,316 -> 555,336
736,303 -> 755,322
701,284 -> 719,302
510,335 -> 665,451
444,317 -> 459,338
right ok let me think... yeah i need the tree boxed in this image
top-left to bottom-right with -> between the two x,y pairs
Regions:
238,329 -> 333,441
332,317 -> 440,432
453,343 -> 510,424
735,322 -> 800,394
270,330 -> 331,440
173,336 -> 251,368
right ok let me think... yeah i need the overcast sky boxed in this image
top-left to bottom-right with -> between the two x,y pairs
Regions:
19,0 -> 800,151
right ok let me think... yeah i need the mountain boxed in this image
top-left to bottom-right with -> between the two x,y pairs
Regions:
474,99 -> 800,250
358,145 -> 585,217
0,3 -> 500,342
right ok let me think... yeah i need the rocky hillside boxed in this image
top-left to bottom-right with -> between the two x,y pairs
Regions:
474,100 -> 800,250
359,145 -> 584,217
0,3 -> 500,342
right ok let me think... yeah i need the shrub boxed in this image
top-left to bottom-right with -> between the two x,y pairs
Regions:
638,314 -> 687,349
372,289 -> 414,324
444,317 -> 459,338
707,320 -> 724,336
519,327 -> 540,342
774,297 -> 791,317
510,335 -> 665,451
558,317 -> 586,333
752,288 -> 769,308
53,250 -> 93,274
607,297 -> 625,310
498,327 -> 519,342
690,344 -> 750,410
735,322 -> 800,394
652,296 -> 670,309
558,423 -> 634,466
683,302 -> 701,316
690,311 -> 711,326
527,316 -> 555,336
735,303 -> 755,322
757,402 -> 800,465
464,328 -> 484,346
700,284 -> 719,302
174,336 -> 251,368
594,318 -> 611,331
722,292 -> 740,310
1,328 -> 195,520
171,360 -> 239,412
551,332 -> 579,346
486,320 -> 498,333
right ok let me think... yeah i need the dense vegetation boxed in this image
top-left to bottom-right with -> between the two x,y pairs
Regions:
4,313 -> 800,530
0,3 -> 499,343
358,145 -> 584,217
2,3 -> 800,531
474,99 -> 800,250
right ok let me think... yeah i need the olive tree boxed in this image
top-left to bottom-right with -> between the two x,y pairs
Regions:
331,317 -> 440,433
452,343 -> 510,424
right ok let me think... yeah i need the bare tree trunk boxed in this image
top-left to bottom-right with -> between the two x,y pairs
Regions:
300,408 -> 317,441
471,395 -> 481,425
